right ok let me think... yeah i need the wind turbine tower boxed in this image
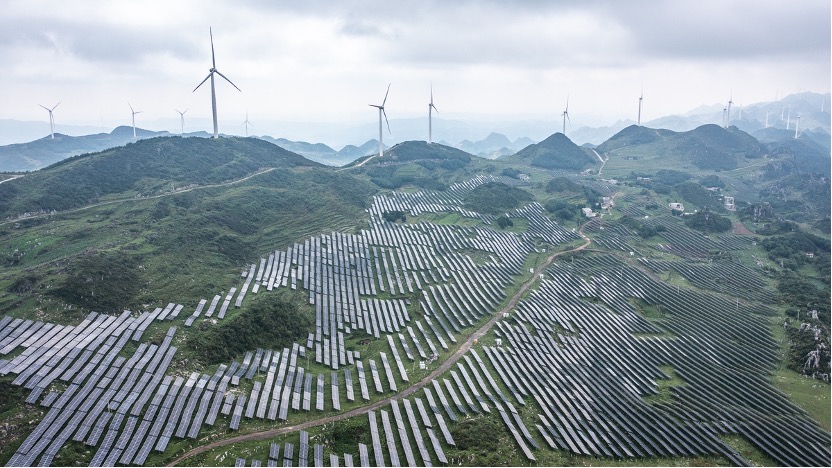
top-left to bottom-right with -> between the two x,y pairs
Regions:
129,103 -> 142,139
786,109 -> 791,130
241,112 -> 253,137
725,93 -> 733,127
193,27 -> 241,139
561,97 -> 570,135
369,84 -> 391,157
39,102 -> 60,139
637,88 -> 643,126
175,108 -> 188,135
722,107 -> 727,128
794,115 -> 801,139
428,85 -> 438,144
764,111 -> 769,128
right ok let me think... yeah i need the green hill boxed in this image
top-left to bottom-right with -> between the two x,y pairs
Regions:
0,136 -> 319,219
383,140 -> 473,165
599,124 -> 763,172
596,125 -> 670,152
351,141 -> 481,190
0,137 -> 374,321
505,132 -> 598,171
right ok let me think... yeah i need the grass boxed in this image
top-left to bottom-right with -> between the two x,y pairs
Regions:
770,368 -> 831,431
719,434 -> 776,467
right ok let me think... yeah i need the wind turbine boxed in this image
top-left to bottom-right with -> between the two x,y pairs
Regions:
725,93 -> 733,127
175,108 -> 188,135
369,83 -> 391,157
561,97 -> 570,135
428,85 -> 438,144
193,27 -> 241,139
39,102 -> 60,139
129,103 -> 141,139
637,87 -> 643,126
241,112 -> 253,137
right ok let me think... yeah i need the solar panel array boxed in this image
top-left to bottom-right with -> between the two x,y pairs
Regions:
2,174 -> 828,467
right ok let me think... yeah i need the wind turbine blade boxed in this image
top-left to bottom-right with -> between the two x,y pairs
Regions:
184,108 -> 189,114
431,103 -> 438,113
430,83 -> 434,104
128,102 -> 135,113
210,27 -> 216,69
52,102 -> 61,111
382,83 -> 390,107
383,108 -> 391,134
369,104 -> 381,109
39,104 -> 49,111
193,72 -> 213,92
215,70 -> 241,91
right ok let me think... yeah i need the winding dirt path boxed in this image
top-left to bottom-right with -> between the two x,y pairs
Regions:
167,227 -> 593,466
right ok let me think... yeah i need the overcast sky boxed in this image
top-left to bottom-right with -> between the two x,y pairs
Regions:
1,0 -> 829,137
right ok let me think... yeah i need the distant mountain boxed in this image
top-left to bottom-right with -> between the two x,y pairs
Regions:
565,121 -> 633,146
0,136 -> 318,219
336,140 -> 387,162
643,92 -> 831,136
0,119 -> 106,146
455,132 -> 535,159
258,136 -> 340,165
504,132 -> 598,171
0,126 -> 171,172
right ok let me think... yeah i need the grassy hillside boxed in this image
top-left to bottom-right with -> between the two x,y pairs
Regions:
506,132 -> 598,171
0,136 -> 319,219
0,146 -> 374,323
600,124 -> 763,173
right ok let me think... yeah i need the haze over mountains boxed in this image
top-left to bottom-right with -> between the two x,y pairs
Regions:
1,92 -> 829,173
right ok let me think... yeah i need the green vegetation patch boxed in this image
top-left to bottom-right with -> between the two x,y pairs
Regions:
186,293 -> 314,365
643,365 -> 685,405
683,210 -> 732,234
50,251 -> 141,313
463,182 -> 532,216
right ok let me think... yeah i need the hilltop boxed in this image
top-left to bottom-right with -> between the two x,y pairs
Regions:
504,132 -> 599,171
0,136 -> 319,219
349,140 -> 484,190
598,124 -> 762,171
